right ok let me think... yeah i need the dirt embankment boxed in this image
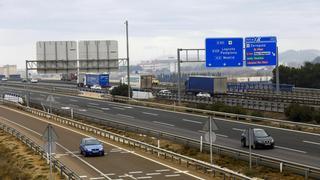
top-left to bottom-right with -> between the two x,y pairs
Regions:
0,130 -> 62,180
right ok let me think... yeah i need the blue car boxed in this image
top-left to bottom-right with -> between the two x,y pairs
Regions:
80,137 -> 105,157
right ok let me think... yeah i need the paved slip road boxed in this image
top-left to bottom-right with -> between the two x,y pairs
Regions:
1,86 -> 320,168
0,106 -> 203,180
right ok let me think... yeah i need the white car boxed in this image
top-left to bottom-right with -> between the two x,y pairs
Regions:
1,78 -> 8,81
30,79 -> 38,83
196,92 -> 211,98
159,89 -> 171,94
91,84 -> 102,90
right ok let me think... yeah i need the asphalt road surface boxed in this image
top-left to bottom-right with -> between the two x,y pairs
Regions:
0,86 -> 319,169
0,106 -> 203,180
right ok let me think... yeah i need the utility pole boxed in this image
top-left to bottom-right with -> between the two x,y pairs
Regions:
177,49 -> 181,105
125,20 -> 130,98
276,46 -> 280,95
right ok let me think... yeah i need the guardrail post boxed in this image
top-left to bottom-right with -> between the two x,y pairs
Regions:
305,168 -> 309,180
280,162 -> 283,173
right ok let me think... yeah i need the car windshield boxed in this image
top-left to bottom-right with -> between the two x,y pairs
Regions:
85,139 -> 100,145
254,129 -> 269,137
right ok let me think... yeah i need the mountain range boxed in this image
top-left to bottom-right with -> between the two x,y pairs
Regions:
279,49 -> 320,67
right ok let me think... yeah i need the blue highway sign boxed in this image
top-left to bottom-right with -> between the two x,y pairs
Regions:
245,36 -> 277,66
206,38 -> 243,67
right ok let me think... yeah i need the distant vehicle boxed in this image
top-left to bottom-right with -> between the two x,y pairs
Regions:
30,79 -> 38,83
185,76 -> 227,96
241,128 -> 274,149
152,78 -> 160,85
122,74 -> 153,90
1,78 -> 8,81
3,93 -> 24,105
78,73 -> 109,88
159,89 -> 171,95
108,86 -> 117,92
90,84 -> 102,90
80,137 -> 104,157
196,92 -> 211,98
21,79 -> 27,82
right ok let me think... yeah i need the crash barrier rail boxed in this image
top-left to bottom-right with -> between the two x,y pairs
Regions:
227,91 -> 320,106
156,93 -> 288,112
2,100 -> 320,179
244,89 -> 320,100
18,102 -> 320,179
0,102 -> 252,180
103,94 -> 320,134
0,82 -> 80,96
0,121 -> 80,180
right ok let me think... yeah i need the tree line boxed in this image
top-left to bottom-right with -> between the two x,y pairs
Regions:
272,60 -> 320,88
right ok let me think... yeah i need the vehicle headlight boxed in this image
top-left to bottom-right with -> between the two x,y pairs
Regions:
271,138 -> 274,143
258,140 -> 263,143
99,146 -> 103,151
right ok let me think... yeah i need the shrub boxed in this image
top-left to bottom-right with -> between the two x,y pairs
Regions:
285,104 -> 313,122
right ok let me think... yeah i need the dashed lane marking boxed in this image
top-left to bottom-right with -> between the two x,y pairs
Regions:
152,121 -> 174,127
142,112 -> 159,116
182,119 -> 202,124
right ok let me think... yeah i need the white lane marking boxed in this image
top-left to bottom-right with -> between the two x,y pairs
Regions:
165,174 -> 180,177
146,172 -> 161,176
182,119 -> 202,124
40,94 -> 46,97
104,173 -> 115,176
129,171 -> 143,174
117,114 -> 134,119
54,153 -> 69,158
136,177 -> 152,179
70,99 -> 78,102
232,128 -> 245,132
275,146 -> 307,154
113,107 -> 125,110
152,121 -> 174,127
78,109 -> 87,112
101,107 -> 110,110
79,175 -> 87,178
216,134 -> 228,138
155,169 -> 170,172
142,112 -> 159,116
303,140 -> 320,146
0,117 -> 112,180
175,170 -> 188,173
88,102 -> 99,106
1,106 -> 206,180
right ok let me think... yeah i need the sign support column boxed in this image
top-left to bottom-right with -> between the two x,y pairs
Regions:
276,47 -> 280,94
177,49 -> 181,105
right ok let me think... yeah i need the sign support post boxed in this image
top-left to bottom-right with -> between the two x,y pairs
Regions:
276,47 -> 280,95
209,116 -> 213,164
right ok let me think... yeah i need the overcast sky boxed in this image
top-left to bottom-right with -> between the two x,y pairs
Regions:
0,0 -> 319,68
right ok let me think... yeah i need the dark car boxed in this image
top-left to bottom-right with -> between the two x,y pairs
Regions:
80,137 -> 105,157
241,128 -> 274,149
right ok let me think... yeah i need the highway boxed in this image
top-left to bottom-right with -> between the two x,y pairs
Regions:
0,106 -> 204,180
1,85 -> 319,169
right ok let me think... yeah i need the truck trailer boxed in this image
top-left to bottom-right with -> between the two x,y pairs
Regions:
78,73 -> 109,88
185,76 -> 227,96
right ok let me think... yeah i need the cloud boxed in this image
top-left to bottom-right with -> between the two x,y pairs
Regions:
0,0 -> 319,68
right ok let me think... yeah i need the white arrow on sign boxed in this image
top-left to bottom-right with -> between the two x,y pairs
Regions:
42,124 -> 58,142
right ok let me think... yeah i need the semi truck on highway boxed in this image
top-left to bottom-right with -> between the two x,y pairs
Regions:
121,74 -> 153,90
77,73 -> 109,88
185,76 -> 227,96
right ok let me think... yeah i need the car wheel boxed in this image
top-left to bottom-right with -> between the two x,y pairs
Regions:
100,152 -> 105,156
241,140 -> 246,147
83,151 -> 87,157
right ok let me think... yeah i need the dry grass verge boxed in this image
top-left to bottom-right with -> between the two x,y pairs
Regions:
0,129 -> 62,180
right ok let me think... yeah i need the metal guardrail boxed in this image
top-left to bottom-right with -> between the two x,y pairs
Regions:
104,94 -> 320,134
4,100 -> 319,179
0,121 -> 80,180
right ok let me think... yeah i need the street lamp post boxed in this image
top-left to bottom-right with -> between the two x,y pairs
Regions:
125,20 -> 130,98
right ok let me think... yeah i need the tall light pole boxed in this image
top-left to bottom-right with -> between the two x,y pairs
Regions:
125,20 -> 130,98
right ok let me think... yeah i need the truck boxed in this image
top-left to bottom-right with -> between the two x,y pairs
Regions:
9,74 -> 21,81
77,73 -> 109,88
122,74 -> 153,90
185,76 -> 227,96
